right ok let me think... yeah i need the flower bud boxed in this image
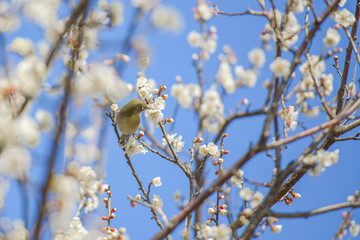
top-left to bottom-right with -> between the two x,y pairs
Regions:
153,88 -> 159,95
161,94 -> 168,100
219,209 -> 228,215
131,201 -> 136,207
218,158 -> 224,164
334,55 -> 338,62
102,216 -> 108,220
208,208 -> 216,215
110,104 -> 119,112
166,118 -> 174,123
135,194 -> 141,201
138,131 -> 144,138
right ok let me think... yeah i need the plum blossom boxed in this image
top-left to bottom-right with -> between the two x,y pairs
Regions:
283,105 -> 299,131
333,8 -> 356,28
231,169 -> 244,188
125,136 -> 147,156
323,28 -> 340,48
248,48 -> 265,68
152,177 -> 162,187
270,57 -> 291,78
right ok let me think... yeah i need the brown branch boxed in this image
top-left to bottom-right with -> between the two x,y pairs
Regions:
214,4 -> 268,18
335,0 -> 360,114
268,201 -> 360,218
32,0 -> 89,235
305,53 -> 334,118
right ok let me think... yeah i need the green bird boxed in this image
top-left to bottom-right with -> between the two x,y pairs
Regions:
116,98 -> 149,145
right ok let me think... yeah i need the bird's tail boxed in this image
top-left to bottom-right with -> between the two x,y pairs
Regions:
119,134 -> 131,147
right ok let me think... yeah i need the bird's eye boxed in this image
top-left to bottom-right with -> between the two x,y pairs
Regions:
142,105 -> 146,110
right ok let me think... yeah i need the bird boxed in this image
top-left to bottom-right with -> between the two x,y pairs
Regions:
116,98 -> 149,146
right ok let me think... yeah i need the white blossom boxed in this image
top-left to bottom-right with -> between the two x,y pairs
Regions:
108,2 -> 124,25
283,105 -> 299,131
231,169 -> 244,188
323,28 -> 341,48
5,220 -> 29,240
350,220 -> 360,237
199,144 -> 208,156
250,191 -> 264,208
153,194 -> 163,210
0,146 -> 31,180
207,142 -> 219,160
10,37 -> 35,56
333,8 -> 356,28
214,224 -> 232,240
145,109 -> 164,126
270,224 -> 283,233
173,135 -> 185,152
75,64 -> 129,101
240,187 -> 253,201
270,57 -> 291,78
196,0 -> 213,21
16,116 -> 41,146
187,31 -> 202,47
290,0 -> 304,13
36,109 -> 54,131
151,6 -> 183,32
321,73 -> 334,96
124,136 -> 147,156
152,177 -> 162,187
248,48 -> 265,68
216,61 -> 235,94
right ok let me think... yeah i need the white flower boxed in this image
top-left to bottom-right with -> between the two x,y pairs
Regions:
16,116 -> 41,146
231,169 -> 244,188
67,217 -> 88,239
173,135 -> 185,152
196,1 -> 213,21
199,144 -> 208,156
270,57 -> 291,78
75,64 -> 129,101
108,1 -> 124,25
300,55 -> 325,79
207,142 -> 219,160
240,187 -> 253,201
316,149 -> 339,168
248,48 -> 265,68
205,39 -> 217,53
78,166 -> 99,196
125,136 -> 147,156
145,109 -> 164,126
162,134 -> 177,145
214,224 -> 232,240
187,31 -> 202,47
153,194 -> 163,210
10,37 -> 35,56
323,28 -> 340,48
5,220 -> 29,240
151,6 -> 183,32
216,61 -> 235,94
250,191 -> 264,208
152,177 -> 162,187
0,146 -> 31,180
333,8 -> 356,28
16,56 -> 47,98
240,69 -> 258,87
208,207 -> 215,215
290,0 -> 304,13
321,73 -> 334,96
284,105 -> 298,131
270,224 -> 283,233
350,220 -> 360,237
36,109 -> 54,131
